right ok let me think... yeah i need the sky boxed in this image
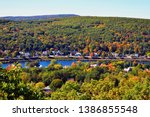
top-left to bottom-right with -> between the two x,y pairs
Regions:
0,0 -> 150,19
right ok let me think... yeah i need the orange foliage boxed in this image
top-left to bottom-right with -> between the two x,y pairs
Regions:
132,77 -> 139,81
100,64 -> 107,67
90,52 -> 94,57
77,60 -> 81,63
71,62 -> 77,67
108,63 -> 115,71
6,64 -> 17,71
145,69 -> 150,76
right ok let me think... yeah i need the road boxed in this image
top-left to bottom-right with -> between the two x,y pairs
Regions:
0,56 -> 150,63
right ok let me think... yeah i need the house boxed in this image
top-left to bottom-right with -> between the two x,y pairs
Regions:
94,53 -> 99,58
39,65 -> 43,68
42,51 -> 48,56
126,55 -> 132,59
19,51 -> 24,55
112,53 -> 119,58
52,51 -> 55,55
4,50 -> 9,54
131,54 -> 139,59
147,56 -> 150,59
75,52 -> 81,56
135,54 -> 139,58
49,55 -> 54,58
43,86 -> 51,92
70,50 -> 77,56
124,67 -> 132,72
94,53 -> 98,56
69,53 -> 73,57
16,55 -> 21,58
24,52 -> 30,57
84,55 -> 90,59
90,64 -> 98,68
139,56 -> 146,59
55,50 -> 63,56
63,65 -> 69,69
34,52 -> 39,57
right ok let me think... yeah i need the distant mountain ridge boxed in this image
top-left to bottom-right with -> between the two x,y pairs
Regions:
1,14 -> 79,21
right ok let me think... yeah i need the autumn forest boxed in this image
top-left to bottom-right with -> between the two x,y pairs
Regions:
0,16 -> 150,100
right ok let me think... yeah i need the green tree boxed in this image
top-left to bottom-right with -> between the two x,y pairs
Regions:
50,79 -> 63,91
0,64 -> 44,100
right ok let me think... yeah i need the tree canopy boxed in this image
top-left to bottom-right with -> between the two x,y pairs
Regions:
0,16 -> 149,58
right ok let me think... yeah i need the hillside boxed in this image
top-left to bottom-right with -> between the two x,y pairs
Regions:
0,16 -> 150,58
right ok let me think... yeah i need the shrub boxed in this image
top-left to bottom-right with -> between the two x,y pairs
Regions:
50,79 -> 63,91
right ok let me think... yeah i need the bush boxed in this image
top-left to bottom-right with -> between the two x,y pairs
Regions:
54,64 -> 63,70
35,82 -> 45,90
50,79 -> 63,91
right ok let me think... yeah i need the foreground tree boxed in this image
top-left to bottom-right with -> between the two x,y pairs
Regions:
0,64 -> 44,100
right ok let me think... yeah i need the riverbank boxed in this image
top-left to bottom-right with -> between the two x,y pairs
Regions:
0,57 -> 77,63
0,56 -> 150,64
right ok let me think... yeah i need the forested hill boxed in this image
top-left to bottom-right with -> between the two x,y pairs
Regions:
1,14 -> 79,21
0,16 -> 150,58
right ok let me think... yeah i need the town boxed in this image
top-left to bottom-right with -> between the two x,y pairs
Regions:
0,49 -> 150,63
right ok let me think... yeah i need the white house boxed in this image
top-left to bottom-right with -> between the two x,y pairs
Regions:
112,53 -> 119,58
16,55 -> 21,58
90,64 -> 98,68
56,50 -> 63,56
43,86 -> 51,92
42,51 -> 48,56
126,55 -> 132,59
124,67 -> 132,72
24,52 -> 30,57
75,52 -> 81,56
94,53 -> 98,57
19,51 -> 24,55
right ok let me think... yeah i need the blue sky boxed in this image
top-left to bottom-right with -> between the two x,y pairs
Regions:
0,0 -> 150,19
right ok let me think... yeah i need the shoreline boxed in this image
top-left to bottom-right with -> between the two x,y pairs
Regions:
1,57 -> 150,64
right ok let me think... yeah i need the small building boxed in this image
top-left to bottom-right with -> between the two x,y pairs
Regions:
94,53 -> 98,56
39,65 -> 43,68
63,65 -> 69,69
16,55 -> 21,58
34,52 -> 39,57
112,53 -> 119,58
19,51 -> 24,55
55,50 -> 63,56
43,86 -> 51,92
93,53 -> 99,58
90,64 -> 98,68
52,51 -> 56,55
42,51 -> 48,56
135,54 -> 139,58
75,52 -> 81,56
131,54 -> 139,59
126,55 -> 132,59
24,52 -> 30,57
124,67 -> 132,72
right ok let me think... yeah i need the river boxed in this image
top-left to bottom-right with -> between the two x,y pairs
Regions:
1,60 -> 150,68
2,60 -> 80,68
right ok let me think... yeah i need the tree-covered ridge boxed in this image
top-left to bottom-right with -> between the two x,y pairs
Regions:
1,14 -> 79,21
0,16 -> 150,58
